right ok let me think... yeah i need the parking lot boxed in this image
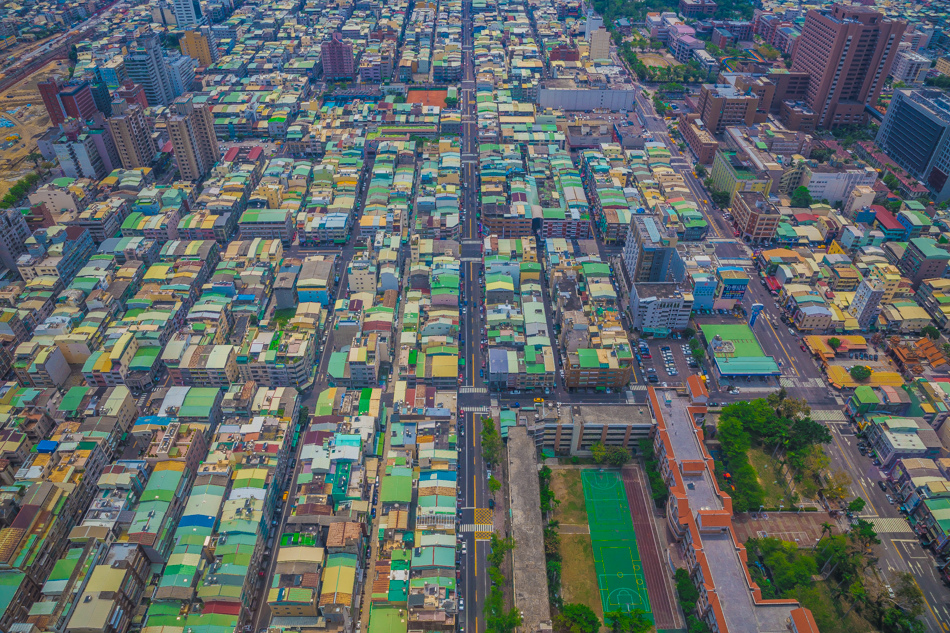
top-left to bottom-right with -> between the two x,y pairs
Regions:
636,336 -> 701,386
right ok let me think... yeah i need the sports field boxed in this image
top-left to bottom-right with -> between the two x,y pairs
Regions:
581,470 -> 653,622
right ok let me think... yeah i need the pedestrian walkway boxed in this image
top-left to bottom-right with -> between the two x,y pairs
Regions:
465,406 -> 490,414
459,386 -> 488,394
780,377 -> 826,388
460,523 -> 495,532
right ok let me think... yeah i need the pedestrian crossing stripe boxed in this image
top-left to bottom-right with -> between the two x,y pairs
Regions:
459,387 -> 488,394
811,409 -> 847,422
461,524 -> 494,532
629,385 -> 647,392
465,406 -> 489,414
862,517 -> 913,534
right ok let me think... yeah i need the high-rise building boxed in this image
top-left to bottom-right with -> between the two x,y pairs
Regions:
589,27 -> 610,61
166,95 -> 220,181
107,100 -> 158,169
38,79 -> 100,126
89,79 -> 112,117
53,123 -> 115,179
898,237 -> 950,289
732,191 -> 781,243
622,216 -> 678,284
181,29 -> 219,66
125,34 -> 175,106
876,89 -> 950,203
116,82 -> 149,110
696,83 -> 760,134
790,5 -> 905,129
172,0 -> 205,28
849,279 -> 885,330
584,12 -> 604,39
321,33 -> 355,81
0,207 -> 31,273
890,48 -> 930,84
167,54 -> 197,95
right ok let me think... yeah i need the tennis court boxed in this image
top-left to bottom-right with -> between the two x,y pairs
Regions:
581,470 -> 653,622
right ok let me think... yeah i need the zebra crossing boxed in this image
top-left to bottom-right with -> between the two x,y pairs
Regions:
811,409 -> 847,422
780,377 -> 826,388
717,258 -> 752,267
460,524 -> 494,532
464,406 -> 490,414
629,384 -> 648,392
459,386 -> 488,394
862,517 -> 913,534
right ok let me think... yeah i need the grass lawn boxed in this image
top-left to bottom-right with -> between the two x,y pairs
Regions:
748,447 -> 792,507
560,533 -> 603,622
794,581 -> 876,633
551,470 -> 588,526
271,307 -> 297,327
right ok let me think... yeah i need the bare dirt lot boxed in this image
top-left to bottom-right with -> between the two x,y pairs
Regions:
0,59 -> 66,198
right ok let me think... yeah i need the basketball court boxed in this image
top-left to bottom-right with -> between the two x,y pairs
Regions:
581,470 -> 653,621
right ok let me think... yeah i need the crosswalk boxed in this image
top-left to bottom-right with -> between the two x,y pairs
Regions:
862,517 -> 913,534
717,258 -> 752,266
464,406 -> 490,414
460,524 -> 495,532
459,386 -> 488,394
780,377 -> 826,389
629,384 -> 648,392
811,409 -> 847,422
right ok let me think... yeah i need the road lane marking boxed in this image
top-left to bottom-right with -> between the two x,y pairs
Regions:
893,545 -> 942,630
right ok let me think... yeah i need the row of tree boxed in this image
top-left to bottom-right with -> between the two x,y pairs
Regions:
0,170 -> 41,209
485,534 -> 522,633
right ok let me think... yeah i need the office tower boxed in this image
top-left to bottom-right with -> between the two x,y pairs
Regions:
849,279 -> 885,330
622,216 -> 678,284
898,237 -> 950,289
167,54 -> 197,95
181,29 -> 219,66
589,27 -> 610,61
790,5 -> 905,129
876,90 -> 950,203
321,33 -> 355,81
697,83 -> 759,133
126,34 -> 175,106
0,207 -> 31,273
107,100 -> 158,169
172,0 -> 205,28
167,95 -> 220,181
38,78 -> 99,126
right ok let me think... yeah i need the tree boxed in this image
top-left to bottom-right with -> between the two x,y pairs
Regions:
606,446 -> 631,466
823,470 -> 853,501
850,365 -> 872,382
710,189 -> 731,207
683,327 -> 696,339
555,603 -> 600,633
604,610 -> 652,633
488,475 -> 501,494
847,497 -> 867,514
871,332 -> 885,347
482,417 -> 503,465
26,151 -> 42,168
814,521 -> 835,551
591,442 -> 608,464
943,343 -> 950,357
828,337 -> 842,351
850,518 -> 881,551
68,44 -> 78,63
921,325 -> 940,340
790,186 -> 814,208
692,347 -> 706,362
695,164 -> 707,178
893,572 -> 925,618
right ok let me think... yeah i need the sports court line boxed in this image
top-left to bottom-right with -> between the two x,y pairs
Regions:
582,470 -> 653,621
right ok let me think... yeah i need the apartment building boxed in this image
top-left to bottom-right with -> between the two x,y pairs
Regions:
732,191 -> 781,243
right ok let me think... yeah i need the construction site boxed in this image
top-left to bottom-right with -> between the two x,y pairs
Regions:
0,59 -> 65,199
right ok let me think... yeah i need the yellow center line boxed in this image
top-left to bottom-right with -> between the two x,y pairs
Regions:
765,314 -> 799,376
893,545 -> 941,628
831,428 -> 877,515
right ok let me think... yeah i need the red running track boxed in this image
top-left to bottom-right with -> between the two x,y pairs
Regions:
621,465 -> 678,630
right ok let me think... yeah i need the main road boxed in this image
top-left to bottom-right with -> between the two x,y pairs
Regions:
458,1 -> 491,632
